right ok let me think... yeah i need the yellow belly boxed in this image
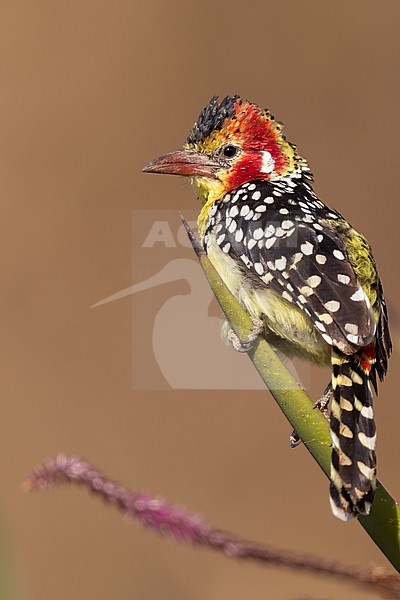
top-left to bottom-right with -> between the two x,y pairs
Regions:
206,235 -> 331,366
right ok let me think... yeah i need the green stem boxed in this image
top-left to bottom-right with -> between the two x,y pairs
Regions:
182,217 -> 400,572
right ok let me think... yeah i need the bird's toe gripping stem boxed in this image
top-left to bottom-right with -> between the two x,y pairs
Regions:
227,318 -> 264,353
290,383 -> 333,449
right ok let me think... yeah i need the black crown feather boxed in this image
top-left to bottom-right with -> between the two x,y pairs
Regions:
186,95 -> 239,145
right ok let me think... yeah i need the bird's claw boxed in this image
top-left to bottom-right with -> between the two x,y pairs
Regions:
289,430 -> 302,448
313,384 -> 333,420
290,384 -> 333,448
227,319 -> 264,353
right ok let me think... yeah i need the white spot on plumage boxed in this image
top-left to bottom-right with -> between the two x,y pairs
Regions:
358,432 -> 376,451
307,275 -> 321,288
253,228 -> 264,240
235,229 -> 244,242
248,183 -> 256,191
319,313 -> 333,325
248,239 -> 257,250
338,374 -> 352,387
217,234 -> 225,245
254,262 -> 264,275
282,291 -> 292,302
316,254 -> 327,265
262,272 -> 273,284
338,274 -> 350,284
265,224 -> 275,238
350,370 -> 363,385
340,398 -> 353,411
265,237 -> 276,249
333,249 -> 345,260
357,461 -> 375,480
252,190 -> 261,200
350,288 -> 366,302
324,300 -> 341,312
329,496 -> 353,522
265,196 -> 274,204
330,430 -> 340,450
279,208 -> 289,215
346,334 -> 359,344
361,405 -> 374,419
315,322 -> 326,332
228,220 -> 237,233
275,256 -> 287,271
240,254 -> 252,268
300,285 -> 314,297
345,323 -> 359,335
282,220 -> 294,230
301,241 -> 314,255
240,205 -> 250,216
229,205 -> 239,217
255,205 -> 266,212
222,242 -> 231,253
354,397 -> 363,413
244,210 -> 254,220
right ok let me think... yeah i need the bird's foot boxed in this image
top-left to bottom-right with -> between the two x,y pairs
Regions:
289,430 -> 302,448
290,384 -> 333,449
314,383 -> 333,420
227,319 -> 264,353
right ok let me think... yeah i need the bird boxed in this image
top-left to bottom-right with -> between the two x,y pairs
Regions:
143,95 -> 392,521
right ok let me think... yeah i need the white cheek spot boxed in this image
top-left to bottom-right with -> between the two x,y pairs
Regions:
260,150 -> 275,174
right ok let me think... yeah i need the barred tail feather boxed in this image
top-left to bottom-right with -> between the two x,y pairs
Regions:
329,351 -> 376,521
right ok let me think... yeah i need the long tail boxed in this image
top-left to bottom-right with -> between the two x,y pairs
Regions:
329,349 -> 376,521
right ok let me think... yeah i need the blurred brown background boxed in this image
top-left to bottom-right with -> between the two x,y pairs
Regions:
1,1 -> 399,598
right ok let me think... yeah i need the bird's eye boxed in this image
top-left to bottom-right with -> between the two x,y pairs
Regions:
222,145 -> 238,159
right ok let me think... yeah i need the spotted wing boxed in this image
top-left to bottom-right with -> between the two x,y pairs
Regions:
216,202 -> 375,354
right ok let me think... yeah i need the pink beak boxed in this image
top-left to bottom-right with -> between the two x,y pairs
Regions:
143,149 -> 219,178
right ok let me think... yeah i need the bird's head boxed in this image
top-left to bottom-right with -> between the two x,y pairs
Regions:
143,95 -> 310,205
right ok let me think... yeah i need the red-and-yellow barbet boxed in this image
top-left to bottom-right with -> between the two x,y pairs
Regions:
143,95 -> 392,521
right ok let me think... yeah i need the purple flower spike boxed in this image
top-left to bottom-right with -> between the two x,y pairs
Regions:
25,454 -> 400,599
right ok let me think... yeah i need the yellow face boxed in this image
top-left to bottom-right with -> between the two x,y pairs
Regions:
185,99 -> 307,209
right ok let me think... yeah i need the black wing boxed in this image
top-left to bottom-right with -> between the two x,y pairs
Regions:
205,180 -> 376,354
